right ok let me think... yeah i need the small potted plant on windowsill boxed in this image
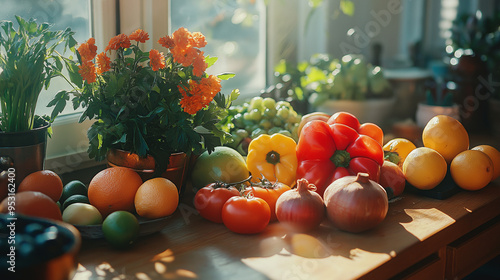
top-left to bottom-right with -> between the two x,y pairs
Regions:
447,11 -> 500,133
415,61 -> 460,128
50,28 -> 239,193
301,54 -> 395,129
0,16 -> 77,183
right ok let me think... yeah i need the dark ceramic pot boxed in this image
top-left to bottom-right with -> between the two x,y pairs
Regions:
0,123 -> 50,187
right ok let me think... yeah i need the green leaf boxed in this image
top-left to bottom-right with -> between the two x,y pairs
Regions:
340,0 -> 355,16
27,21 -> 38,34
274,59 -> 287,74
217,73 -> 235,80
205,55 -> 218,68
123,48 -> 133,56
134,125 -> 148,157
308,0 -> 323,8
113,133 -> 127,144
228,89 -> 240,107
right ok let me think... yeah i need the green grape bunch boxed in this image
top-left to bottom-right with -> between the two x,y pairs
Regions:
224,97 -> 301,155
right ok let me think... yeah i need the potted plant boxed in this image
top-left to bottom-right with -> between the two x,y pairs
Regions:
50,27 -> 238,193
447,12 -> 500,133
268,53 -> 332,115
0,16 -> 76,183
279,53 -> 395,129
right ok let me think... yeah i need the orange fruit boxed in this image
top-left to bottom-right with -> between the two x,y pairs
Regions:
0,191 -> 62,221
402,147 -> 447,190
17,170 -> 63,202
422,115 -> 469,164
134,178 -> 179,219
88,167 -> 143,217
471,145 -> 500,181
450,150 -> 493,191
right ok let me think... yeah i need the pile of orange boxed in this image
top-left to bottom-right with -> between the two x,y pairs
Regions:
402,115 -> 499,191
0,166 -> 180,224
87,167 -> 179,218
0,170 -> 64,221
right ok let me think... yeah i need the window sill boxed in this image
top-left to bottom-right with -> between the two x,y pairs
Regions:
45,113 -> 101,175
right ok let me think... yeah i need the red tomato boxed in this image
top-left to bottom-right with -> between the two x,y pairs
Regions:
245,182 -> 291,222
222,196 -> 271,234
379,161 -> 406,199
194,183 -> 240,223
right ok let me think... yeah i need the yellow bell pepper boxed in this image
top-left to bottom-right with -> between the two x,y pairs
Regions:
246,133 -> 298,187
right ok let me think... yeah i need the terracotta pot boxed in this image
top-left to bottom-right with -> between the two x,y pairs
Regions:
106,149 -> 190,195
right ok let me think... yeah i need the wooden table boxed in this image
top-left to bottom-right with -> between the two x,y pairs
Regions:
73,178 -> 500,280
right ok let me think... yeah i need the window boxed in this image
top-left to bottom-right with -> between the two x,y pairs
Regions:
170,0 -> 266,98
3,0 -> 496,172
0,0 -> 92,117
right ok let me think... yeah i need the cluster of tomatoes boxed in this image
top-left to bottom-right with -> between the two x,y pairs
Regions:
194,178 -> 290,234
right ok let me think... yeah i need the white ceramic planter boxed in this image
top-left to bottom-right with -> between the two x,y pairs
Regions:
384,67 -> 432,120
416,103 -> 460,128
315,98 -> 397,130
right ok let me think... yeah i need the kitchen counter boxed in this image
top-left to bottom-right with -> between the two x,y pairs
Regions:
73,176 -> 500,280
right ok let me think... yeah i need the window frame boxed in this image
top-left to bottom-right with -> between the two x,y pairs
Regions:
45,0 -> 118,174
45,0 -> 312,173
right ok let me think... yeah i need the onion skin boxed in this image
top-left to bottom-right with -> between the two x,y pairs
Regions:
323,173 -> 388,233
276,179 -> 326,232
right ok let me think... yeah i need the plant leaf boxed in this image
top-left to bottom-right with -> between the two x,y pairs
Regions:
217,73 -> 235,80
340,0 -> 355,16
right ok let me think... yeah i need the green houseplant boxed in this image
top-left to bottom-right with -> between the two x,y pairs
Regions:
0,16 -> 76,132
50,27 -> 238,188
447,12 -> 500,133
0,16 -> 76,183
274,53 -> 394,128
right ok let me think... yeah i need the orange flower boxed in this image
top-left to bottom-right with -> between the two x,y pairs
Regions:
77,38 -> 97,62
190,32 -> 207,48
171,27 -> 191,50
96,52 -> 111,74
192,51 -> 207,77
78,60 -> 96,83
164,27 -> 208,75
171,47 -> 199,67
149,49 -> 165,71
105,34 -> 131,52
129,29 -> 149,43
179,75 -> 221,114
158,35 -> 174,49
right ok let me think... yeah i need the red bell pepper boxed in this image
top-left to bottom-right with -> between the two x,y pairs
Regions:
296,120 -> 384,196
327,112 -> 384,146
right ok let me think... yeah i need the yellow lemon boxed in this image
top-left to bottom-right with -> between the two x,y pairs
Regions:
422,115 -> 469,164
62,203 -> 103,225
403,147 -> 447,190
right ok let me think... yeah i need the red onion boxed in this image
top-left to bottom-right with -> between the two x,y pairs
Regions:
276,178 -> 326,232
323,173 -> 388,233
